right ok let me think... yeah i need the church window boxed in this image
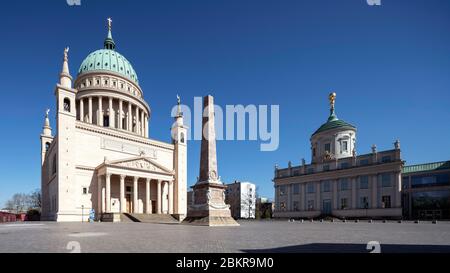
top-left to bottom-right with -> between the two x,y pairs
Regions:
180,132 -> 185,143
341,141 -> 348,153
325,143 -> 331,153
103,115 -> 109,127
63,98 -> 71,112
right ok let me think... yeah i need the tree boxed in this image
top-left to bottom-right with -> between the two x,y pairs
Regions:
29,189 -> 42,210
241,184 -> 256,219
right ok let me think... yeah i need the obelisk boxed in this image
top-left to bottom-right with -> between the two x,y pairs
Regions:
183,95 -> 239,226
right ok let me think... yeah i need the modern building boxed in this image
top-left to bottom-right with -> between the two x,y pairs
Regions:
402,161 -> 450,220
273,93 -> 403,219
225,181 -> 256,219
40,19 -> 188,222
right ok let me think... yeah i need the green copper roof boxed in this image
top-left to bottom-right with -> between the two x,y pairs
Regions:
403,161 -> 450,174
312,108 -> 356,136
77,22 -> 139,85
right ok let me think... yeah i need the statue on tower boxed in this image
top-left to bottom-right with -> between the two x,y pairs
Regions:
64,47 -> 69,62
329,92 -> 336,111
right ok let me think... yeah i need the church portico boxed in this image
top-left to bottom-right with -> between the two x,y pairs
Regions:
95,156 -> 175,219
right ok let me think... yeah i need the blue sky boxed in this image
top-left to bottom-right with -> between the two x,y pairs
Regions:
0,0 -> 449,207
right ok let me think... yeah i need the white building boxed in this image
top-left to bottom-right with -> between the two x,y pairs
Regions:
40,19 -> 188,222
273,93 -> 403,219
225,181 -> 256,219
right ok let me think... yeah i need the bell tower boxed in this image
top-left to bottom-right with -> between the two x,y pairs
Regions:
54,47 -> 78,221
172,95 -> 188,219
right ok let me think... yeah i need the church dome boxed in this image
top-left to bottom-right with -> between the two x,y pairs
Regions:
312,114 -> 356,136
312,93 -> 355,136
78,49 -> 139,85
77,18 -> 139,85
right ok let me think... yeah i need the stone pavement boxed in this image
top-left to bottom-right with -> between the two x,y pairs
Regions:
0,220 -> 449,253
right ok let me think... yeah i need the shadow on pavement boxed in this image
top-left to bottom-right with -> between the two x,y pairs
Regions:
242,243 -> 450,253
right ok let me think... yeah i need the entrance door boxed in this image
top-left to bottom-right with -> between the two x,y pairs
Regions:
322,199 -> 332,215
126,194 -> 132,213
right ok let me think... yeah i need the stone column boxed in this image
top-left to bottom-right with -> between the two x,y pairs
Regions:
140,110 -> 145,137
109,97 -> 114,128
120,175 -> 126,213
145,114 -> 149,137
119,99 -> 123,130
88,96 -> 93,123
97,175 -> 103,214
133,177 -> 139,213
105,173 -> 111,213
351,177 -> 357,209
168,180 -> 174,214
157,180 -> 162,214
80,98 -> 84,122
135,106 -> 140,134
371,175 -> 378,209
145,178 -> 151,214
128,103 -> 132,132
395,172 -> 402,208
98,96 -> 103,126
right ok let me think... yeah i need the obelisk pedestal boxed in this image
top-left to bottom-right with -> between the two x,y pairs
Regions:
182,95 -> 239,226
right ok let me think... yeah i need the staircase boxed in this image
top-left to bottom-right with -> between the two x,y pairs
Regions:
120,213 -> 179,224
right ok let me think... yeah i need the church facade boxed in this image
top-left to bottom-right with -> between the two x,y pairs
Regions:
40,19 -> 188,222
273,93 -> 403,219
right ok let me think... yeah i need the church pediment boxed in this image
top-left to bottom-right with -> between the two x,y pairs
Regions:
105,157 -> 174,175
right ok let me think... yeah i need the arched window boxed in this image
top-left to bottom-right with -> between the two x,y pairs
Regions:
103,115 -> 110,127
63,98 -> 71,112
45,142 -> 50,151
180,132 -> 185,144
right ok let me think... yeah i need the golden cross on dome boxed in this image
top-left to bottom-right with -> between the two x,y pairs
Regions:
329,92 -> 336,111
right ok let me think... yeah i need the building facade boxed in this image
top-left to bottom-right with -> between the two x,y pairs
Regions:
402,161 -> 450,220
40,19 -> 188,222
225,181 -> 256,219
273,93 -> 403,219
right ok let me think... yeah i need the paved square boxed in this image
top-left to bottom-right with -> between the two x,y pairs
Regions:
1,220 -> 449,253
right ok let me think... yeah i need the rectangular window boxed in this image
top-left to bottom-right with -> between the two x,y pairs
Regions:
307,183 -> 315,194
279,185 -> 286,196
293,184 -> 300,195
307,200 -> 314,210
293,201 -> 299,211
323,165 -> 330,171
382,156 -> 392,163
359,159 -> 369,166
382,196 -> 391,208
359,176 -> 369,189
340,198 -> 348,210
325,143 -> 331,153
360,196 -> 369,209
307,168 -> 314,174
381,173 -> 392,187
340,162 -> 350,169
322,181 -> 331,192
340,179 -> 349,191
341,141 -> 348,153
82,187 -> 88,195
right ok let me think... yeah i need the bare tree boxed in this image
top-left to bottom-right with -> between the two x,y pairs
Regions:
29,189 -> 42,210
240,185 -> 256,219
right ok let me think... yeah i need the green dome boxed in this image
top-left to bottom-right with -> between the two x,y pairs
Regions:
78,49 -> 139,85
312,111 -> 356,136
77,22 -> 139,85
